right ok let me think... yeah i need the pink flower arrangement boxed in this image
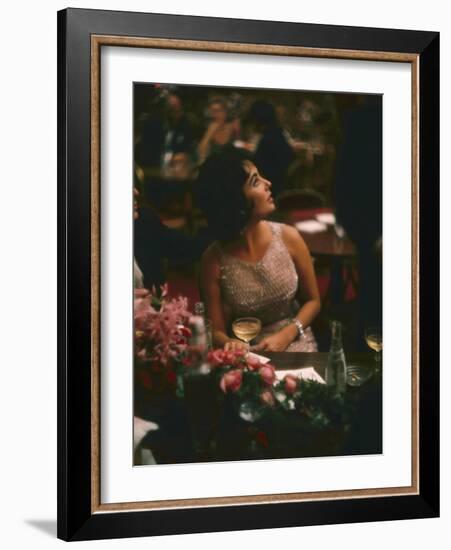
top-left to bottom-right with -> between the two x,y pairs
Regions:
134,286 -> 192,367
134,286 -> 192,396
207,349 -> 280,413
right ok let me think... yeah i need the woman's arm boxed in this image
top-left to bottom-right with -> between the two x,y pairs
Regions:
200,244 -> 248,351
283,223 -> 321,327
197,122 -> 219,164
254,224 -> 321,352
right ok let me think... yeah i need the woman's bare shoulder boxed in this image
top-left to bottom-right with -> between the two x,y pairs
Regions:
202,241 -> 221,261
201,242 -> 222,276
279,222 -> 302,242
279,223 -> 308,254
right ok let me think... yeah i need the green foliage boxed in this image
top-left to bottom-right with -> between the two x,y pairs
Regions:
273,378 -> 354,431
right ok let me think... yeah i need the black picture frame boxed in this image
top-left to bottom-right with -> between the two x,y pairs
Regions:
57,7 -> 439,541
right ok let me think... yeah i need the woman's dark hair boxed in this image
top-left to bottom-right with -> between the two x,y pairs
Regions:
196,146 -> 253,242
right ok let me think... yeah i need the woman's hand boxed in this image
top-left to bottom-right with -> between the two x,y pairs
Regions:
224,339 -> 250,352
206,121 -> 221,138
253,325 -> 297,352
198,122 -> 222,162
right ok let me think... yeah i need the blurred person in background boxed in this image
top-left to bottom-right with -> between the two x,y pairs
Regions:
198,96 -> 240,163
161,92 -> 198,178
135,87 -> 199,176
244,99 -> 295,198
134,88 -> 166,170
134,185 -> 212,292
334,95 -> 382,348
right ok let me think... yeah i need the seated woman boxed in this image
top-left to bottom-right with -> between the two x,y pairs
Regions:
197,97 -> 240,163
197,147 -> 320,352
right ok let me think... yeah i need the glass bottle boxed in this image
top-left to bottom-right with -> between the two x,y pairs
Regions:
193,301 -> 205,318
185,315 -> 215,458
194,301 -> 213,351
188,315 -> 209,367
326,320 -> 347,394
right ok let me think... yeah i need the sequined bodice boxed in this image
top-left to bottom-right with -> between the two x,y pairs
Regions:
217,222 -> 317,352
219,222 -> 298,324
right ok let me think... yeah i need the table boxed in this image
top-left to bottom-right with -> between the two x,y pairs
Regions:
299,226 -> 356,259
298,225 -> 358,305
139,352 -> 382,464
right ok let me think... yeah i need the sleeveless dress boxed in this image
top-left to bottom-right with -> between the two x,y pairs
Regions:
217,222 -> 317,352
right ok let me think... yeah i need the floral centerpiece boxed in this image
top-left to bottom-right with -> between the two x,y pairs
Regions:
134,285 -> 192,407
206,348 -> 277,413
203,348 -> 354,459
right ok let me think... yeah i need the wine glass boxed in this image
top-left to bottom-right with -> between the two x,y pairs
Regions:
364,327 -> 382,372
232,317 -> 262,347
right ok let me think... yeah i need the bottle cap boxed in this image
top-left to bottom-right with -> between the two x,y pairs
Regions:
194,302 -> 205,316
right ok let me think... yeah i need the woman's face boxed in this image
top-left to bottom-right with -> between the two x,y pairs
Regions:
242,161 -> 275,220
209,101 -> 227,124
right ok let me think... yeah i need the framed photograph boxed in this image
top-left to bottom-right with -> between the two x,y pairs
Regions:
57,8 -> 439,541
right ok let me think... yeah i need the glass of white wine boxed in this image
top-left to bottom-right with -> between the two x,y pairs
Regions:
232,317 -> 262,346
365,327 -> 383,372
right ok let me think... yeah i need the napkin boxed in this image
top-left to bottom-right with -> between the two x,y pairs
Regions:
295,220 -> 328,233
133,416 -> 159,451
315,212 -> 336,225
134,416 -> 159,466
247,351 -> 271,364
275,367 -> 326,384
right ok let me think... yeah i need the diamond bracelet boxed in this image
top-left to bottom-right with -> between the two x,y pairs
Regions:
292,318 -> 305,339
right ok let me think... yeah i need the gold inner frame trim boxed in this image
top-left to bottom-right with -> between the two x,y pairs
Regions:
90,34 -> 420,514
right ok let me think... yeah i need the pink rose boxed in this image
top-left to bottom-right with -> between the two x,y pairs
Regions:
208,348 -> 244,368
223,350 -> 239,365
284,374 -> 298,395
259,364 -> 276,385
208,349 -> 226,367
260,389 -> 276,407
220,369 -> 243,393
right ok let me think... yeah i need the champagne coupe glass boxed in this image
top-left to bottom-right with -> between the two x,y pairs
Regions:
364,327 -> 383,372
232,317 -> 262,347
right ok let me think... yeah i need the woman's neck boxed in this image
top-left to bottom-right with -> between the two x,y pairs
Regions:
239,220 -> 268,253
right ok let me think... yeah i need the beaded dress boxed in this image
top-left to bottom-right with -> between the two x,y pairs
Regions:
217,222 -> 317,352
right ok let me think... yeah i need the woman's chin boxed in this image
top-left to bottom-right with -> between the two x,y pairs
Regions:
266,203 -> 276,216
251,205 -> 276,222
